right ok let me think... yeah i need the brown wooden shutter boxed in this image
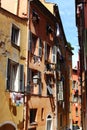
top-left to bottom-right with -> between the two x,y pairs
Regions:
28,30 -> 32,52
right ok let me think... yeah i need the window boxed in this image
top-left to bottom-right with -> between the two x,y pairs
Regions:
76,107 -> 78,116
72,80 -> 76,89
44,42 -> 51,61
29,33 -> 42,59
41,108 -> 44,120
6,59 -> 24,92
46,24 -> 53,34
11,24 -> 20,47
73,95 -> 78,102
30,109 -> 37,124
32,9 -> 40,23
46,115 -> 52,130
27,68 -> 42,95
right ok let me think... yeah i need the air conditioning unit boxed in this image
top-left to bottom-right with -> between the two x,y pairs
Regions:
58,92 -> 63,101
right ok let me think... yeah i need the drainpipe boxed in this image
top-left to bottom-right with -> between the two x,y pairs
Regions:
17,0 -> 20,16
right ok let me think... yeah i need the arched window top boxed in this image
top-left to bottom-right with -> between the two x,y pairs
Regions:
47,115 -> 52,119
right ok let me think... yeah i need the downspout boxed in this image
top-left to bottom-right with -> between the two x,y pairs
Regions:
17,0 -> 20,16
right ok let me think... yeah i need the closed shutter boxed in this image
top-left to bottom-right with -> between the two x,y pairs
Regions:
6,58 -> 11,90
19,64 -> 24,92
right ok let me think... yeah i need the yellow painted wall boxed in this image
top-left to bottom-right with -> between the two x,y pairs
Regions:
0,8 -> 28,130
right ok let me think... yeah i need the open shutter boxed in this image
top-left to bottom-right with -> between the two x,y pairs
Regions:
6,58 -> 11,90
19,64 -> 24,92
38,38 -> 42,57
44,42 -> 47,61
27,68 -> 32,84
28,30 -> 32,52
26,68 -> 32,93
47,85 -> 53,95
52,46 -> 57,63
38,71 -> 41,80
38,82 -> 42,95
58,92 -> 63,101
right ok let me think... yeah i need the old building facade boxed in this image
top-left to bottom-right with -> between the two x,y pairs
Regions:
72,66 -> 81,129
0,0 -> 73,130
75,0 -> 87,130
0,7 -> 28,130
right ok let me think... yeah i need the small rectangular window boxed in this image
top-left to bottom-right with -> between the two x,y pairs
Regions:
41,108 -> 44,120
11,24 -> 20,47
30,109 -> 37,124
76,107 -> 78,116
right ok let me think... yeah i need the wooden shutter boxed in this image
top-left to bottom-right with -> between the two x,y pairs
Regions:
38,38 -> 42,57
38,82 -> 42,95
27,68 -> 32,84
44,42 -> 47,61
19,64 -> 24,92
6,58 -> 11,90
27,68 -> 32,92
52,46 -> 57,63
28,30 -> 32,52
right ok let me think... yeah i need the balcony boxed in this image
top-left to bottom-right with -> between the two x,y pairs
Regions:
25,83 -> 42,96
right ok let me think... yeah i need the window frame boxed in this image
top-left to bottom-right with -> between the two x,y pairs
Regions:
6,58 -> 24,92
46,115 -> 53,130
30,108 -> 37,124
11,24 -> 20,49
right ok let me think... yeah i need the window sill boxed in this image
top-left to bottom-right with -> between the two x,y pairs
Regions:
30,122 -> 38,126
11,42 -> 20,50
